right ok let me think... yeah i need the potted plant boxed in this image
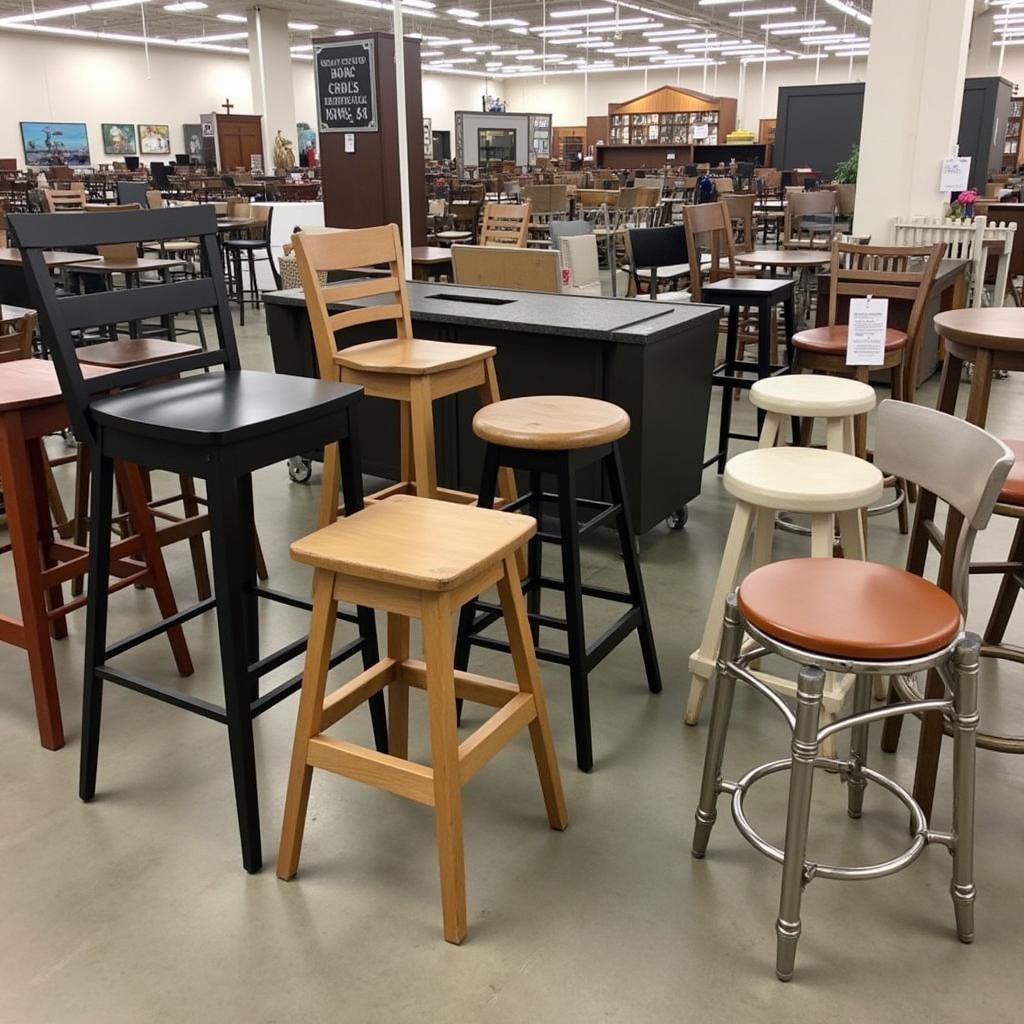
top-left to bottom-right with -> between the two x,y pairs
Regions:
949,188 -> 979,219
832,144 -> 858,218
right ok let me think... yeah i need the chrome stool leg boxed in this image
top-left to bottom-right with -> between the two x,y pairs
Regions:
950,634 -> 980,943
776,663 -> 825,983
692,595 -> 744,858
846,673 -> 872,819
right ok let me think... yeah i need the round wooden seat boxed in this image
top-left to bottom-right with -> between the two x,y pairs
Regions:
998,439 -> 1024,507
737,558 -> 962,660
751,375 -> 876,418
724,447 -> 883,513
472,395 -> 630,451
792,325 -> 907,355
333,337 -> 495,376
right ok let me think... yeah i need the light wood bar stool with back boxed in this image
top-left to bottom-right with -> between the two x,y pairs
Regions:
291,223 -> 517,527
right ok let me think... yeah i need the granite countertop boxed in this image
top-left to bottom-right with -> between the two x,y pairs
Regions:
265,281 -> 722,346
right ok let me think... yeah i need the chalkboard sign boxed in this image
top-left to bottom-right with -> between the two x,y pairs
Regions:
314,38 -> 377,134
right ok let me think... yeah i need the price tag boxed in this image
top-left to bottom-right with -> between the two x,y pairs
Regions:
561,266 -> 572,289
846,296 -> 889,366
940,156 -> 971,192
693,123 -> 709,141
344,133 -> 355,153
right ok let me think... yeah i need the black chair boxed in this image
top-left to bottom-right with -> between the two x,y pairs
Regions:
116,180 -> 151,207
9,206 -> 387,874
223,205 -> 280,326
625,225 -> 691,299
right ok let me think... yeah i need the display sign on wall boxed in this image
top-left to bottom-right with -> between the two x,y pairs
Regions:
314,38 -> 378,133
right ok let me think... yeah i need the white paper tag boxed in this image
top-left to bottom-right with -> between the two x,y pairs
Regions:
344,133 -> 355,153
939,156 -> 971,193
846,296 -> 889,366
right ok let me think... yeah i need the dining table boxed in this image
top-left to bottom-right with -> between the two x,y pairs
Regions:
736,248 -> 831,327
0,248 -> 97,307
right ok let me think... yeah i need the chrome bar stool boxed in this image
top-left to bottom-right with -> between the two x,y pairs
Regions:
691,400 -> 1013,981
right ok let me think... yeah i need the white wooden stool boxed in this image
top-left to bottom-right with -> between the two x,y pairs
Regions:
750,375 -> 876,454
685,446 -> 884,755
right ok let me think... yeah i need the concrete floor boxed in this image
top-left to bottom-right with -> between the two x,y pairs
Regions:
1,306 -> 1023,1023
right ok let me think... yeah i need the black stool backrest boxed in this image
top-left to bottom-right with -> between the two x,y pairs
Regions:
627,225 -> 688,273
8,206 -> 236,443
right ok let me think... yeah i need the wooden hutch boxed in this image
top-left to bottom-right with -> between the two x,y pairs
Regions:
590,85 -> 770,169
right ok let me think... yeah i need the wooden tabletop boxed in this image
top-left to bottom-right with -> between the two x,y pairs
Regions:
0,358 -> 110,412
934,308 -> 1024,351
411,246 -> 454,264
736,249 -> 831,268
71,256 -> 183,274
217,217 -> 258,230
0,248 -> 96,267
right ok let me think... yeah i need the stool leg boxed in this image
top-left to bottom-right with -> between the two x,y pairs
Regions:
776,664 -> 826,983
836,509 -> 866,561
80,448 -> 115,797
757,411 -> 782,449
25,439 -> 67,640
715,306 -> 740,474
983,519 -> 1024,643
0,425 -> 64,749
388,613 -> 411,760
478,357 -> 517,509
277,567 -> 337,880
318,442 -> 341,528
526,470 -> 543,646
409,377 -> 439,499
422,596 -> 467,944
686,502 -> 754,726
846,673 -> 872,819
557,456 -> 593,772
207,470 -> 261,873
809,513 -> 834,558
71,444 -> 90,597
692,593 -> 744,857
607,445 -> 660,693
749,507 -> 775,572
179,474 -> 211,600
950,633 -> 980,943
496,554 -> 568,831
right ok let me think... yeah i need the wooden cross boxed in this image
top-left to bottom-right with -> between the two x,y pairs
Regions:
221,98 -> 234,115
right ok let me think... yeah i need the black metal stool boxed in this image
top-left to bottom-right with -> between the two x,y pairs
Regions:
702,276 -> 797,473
11,206 -> 387,874
454,395 -> 661,772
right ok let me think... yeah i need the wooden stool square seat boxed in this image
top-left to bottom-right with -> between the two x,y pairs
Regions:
334,336 -> 494,377
278,495 -> 568,944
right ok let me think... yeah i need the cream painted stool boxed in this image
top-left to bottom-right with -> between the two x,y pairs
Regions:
685,446 -> 884,756
750,375 -> 876,454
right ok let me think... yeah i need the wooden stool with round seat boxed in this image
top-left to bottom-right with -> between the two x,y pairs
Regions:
277,494 -> 567,944
454,395 -> 661,773
691,400 -> 1013,982
685,443 -> 884,756
292,224 -> 516,527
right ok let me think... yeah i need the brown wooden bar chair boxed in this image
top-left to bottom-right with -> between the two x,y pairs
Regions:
790,239 -> 945,532
291,223 -> 517,527
277,495 -> 567,944
478,201 -> 531,247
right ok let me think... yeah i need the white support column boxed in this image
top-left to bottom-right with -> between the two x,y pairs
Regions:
853,0 -> 974,244
249,6 -> 297,174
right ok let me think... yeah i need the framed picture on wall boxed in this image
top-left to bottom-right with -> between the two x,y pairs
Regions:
182,123 -> 203,161
101,122 -> 138,156
138,123 -> 171,155
20,121 -> 91,166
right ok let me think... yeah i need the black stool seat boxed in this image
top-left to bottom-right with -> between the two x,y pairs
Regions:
92,369 -> 360,445
703,274 -> 797,474
703,277 -> 796,303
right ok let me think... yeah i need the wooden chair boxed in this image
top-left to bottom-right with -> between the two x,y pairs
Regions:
723,193 -> 756,255
291,223 -> 518,524
277,495 -> 567,943
479,201 -> 531,247
783,190 -> 838,250
41,188 -> 86,212
451,244 -> 562,293
436,201 -> 480,246
791,239 -> 945,530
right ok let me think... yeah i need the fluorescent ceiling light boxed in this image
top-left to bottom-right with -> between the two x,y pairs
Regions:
288,21 -> 318,29
727,6 -> 797,16
217,12 -> 247,20
446,7 -> 477,15
0,4 -> 90,22
824,0 -> 871,25
163,1 -> 207,11
433,35 -> 473,43
334,28 -> 354,34
179,30 -> 247,41
762,18 -> 823,28
550,5 -> 614,15
740,53 -> 793,62
420,48 -> 444,54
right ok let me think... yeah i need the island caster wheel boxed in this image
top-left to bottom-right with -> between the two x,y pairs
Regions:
287,456 -> 312,484
666,506 -> 688,530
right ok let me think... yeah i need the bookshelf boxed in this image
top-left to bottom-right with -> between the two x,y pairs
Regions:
1003,96 -> 1023,171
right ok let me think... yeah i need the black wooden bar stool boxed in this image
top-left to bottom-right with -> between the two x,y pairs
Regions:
10,206 -> 387,874
701,276 -> 797,473
454,395 -> 661,772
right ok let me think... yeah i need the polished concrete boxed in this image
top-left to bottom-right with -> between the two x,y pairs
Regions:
1,308 -> 1023,1023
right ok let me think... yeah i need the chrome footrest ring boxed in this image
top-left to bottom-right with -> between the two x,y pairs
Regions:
730,757 -> 929,881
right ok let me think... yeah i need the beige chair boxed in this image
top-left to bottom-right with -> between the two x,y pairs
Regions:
558,234 -> 603,296
291,223 -> 518,522
478,201 -> 531,247
451,244 -> 562,293
41,188 -> 85,212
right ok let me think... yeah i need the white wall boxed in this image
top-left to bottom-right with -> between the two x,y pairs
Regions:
501,57 -> 868,131
0,31 -> 320,165
421,71 -> 496,136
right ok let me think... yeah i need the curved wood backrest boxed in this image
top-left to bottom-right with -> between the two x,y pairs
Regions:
291,223 -> 413,381
0,311 -> 36,363
681,201 -> 737,302
479,202 -> 532,247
